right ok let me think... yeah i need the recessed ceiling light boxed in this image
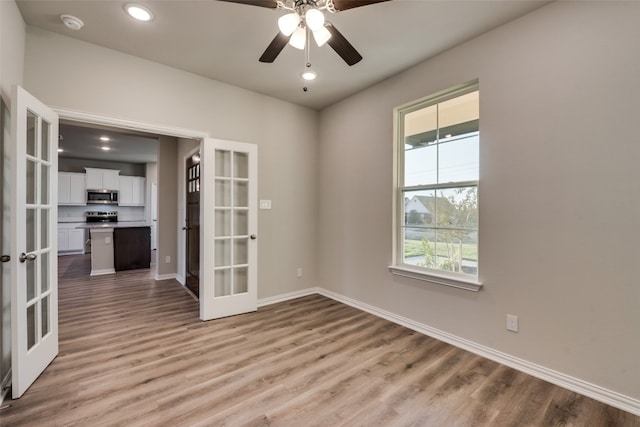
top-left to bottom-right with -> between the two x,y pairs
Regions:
126,4 -> 153,22
101,146 -> 111,151
100,136 -> 110,141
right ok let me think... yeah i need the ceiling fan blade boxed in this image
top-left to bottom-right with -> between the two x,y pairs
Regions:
325,23 -> 362,66
259,32 -> 291,63
217,0 -> 277,9
331,0 -> 390,11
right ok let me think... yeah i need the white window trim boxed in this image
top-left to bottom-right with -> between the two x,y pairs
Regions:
391,80 -> 482,292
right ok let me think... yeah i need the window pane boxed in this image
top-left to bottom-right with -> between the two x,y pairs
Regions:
438,133 -> 479,183
27,111 -> 37,157
402,227 -> 437,268
438,91 -> 479,130
41,164 -> 50,204
42,295 -> 50,336
435,229 -> 477,276
41,119 -> 50,162
436,187 -> 478,231
214,268 -> 231,297
215,150 -> 231,177
404,104 -> 437,187
404,144 -> 437,187
27,160 -> 36,204
234,152 -> 248,178
234,267 -> 248,294
27,304 -> 37,350
404,189 -> 436,226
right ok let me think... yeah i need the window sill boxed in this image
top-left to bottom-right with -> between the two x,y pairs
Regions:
388,265 -> 483,292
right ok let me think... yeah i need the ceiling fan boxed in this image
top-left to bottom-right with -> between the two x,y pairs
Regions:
219,0 -> 389,66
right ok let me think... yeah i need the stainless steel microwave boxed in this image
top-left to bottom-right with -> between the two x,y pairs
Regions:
86,189 -> 119,205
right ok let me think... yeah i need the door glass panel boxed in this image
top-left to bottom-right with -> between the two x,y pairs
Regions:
40,209 -> 49,249
234,267 -> 248,294
233,210 -> 248,235
234,152 -> 248,178
26,111 -> 37,157
26,258 -> 36,301
40,164 -> 49,204
27,304 -> 37,350
215,150 -> 231,177
27,159 -> 36,204
41,252 -> 49,293
233,181 -> 248,207
26,208 -> 36,252
41,295 -> 50,336
215,210 -> 231,236
234,238 -> 248,265
215,180 -> 231,207
214,239 -> 231,267
41,119 -> 50,162
214,269 -> 231,296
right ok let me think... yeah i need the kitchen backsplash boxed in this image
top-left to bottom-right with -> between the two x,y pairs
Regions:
58,206 -> 146,223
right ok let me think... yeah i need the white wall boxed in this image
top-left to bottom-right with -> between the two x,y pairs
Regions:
0,0 -> 26,401
318,1 -> 640,403
24,27 -> 319,300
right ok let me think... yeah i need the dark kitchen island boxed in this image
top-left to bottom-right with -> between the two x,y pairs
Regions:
76,223 -> 151,275
113,226 -> 151,271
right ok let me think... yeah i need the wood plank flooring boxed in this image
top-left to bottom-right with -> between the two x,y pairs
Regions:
1,254 -> 638,426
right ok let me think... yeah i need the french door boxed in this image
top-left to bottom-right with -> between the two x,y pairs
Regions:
200,138 -> 257,320
10,85 -> 59,398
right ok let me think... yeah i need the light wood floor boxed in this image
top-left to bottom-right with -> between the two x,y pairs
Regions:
1,254 -> 638,426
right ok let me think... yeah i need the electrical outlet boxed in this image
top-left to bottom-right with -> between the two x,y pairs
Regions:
297,267 -> 303,278
165,256 -> 171,264
506,314 -> 519,332
105,236 -> 111,245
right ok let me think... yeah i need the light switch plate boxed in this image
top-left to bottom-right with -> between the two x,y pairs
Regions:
259,200 -> 272,210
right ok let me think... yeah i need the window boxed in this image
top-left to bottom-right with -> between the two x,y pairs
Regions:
391,81 -> 481,291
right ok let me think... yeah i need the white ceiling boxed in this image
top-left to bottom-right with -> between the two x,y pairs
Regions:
17,0 -> 549,111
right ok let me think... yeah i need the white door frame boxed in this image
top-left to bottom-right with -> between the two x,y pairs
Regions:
53,107 -> 208,281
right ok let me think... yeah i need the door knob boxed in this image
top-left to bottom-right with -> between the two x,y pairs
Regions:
250,234 -> 257,240
1,255 -> 10,263
19,253 -> 37,263
182,227 -> 190,231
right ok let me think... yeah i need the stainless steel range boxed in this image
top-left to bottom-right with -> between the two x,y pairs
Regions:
86,211 -> 118,223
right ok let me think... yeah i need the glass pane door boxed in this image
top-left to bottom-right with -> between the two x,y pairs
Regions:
213,149 -> 250,297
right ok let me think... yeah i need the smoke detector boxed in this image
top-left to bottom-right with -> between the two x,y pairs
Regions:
60,14 -> 84,31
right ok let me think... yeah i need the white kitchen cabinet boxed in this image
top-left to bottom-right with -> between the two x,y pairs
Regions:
85,167 -> 120,190
119,176 -> 146,206
58,172 -> 86,205
58,223 -> 85,253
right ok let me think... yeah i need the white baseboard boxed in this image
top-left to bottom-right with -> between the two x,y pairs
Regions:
258,287 -> 640,416
90,268 -> 115,276
257,287 -> 319,307
155,273 -> 178,281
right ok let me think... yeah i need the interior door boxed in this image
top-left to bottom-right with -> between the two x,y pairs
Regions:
200,138 -> 257,320
185,152 -> 200,297
10,85 -> 59,398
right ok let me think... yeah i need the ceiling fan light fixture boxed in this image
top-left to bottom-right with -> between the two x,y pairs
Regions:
278,12 -> 300,36
305,8 -> 325,31
289,26 -> 306,50
312,26 -> 332,47
301,68 -> 317,81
